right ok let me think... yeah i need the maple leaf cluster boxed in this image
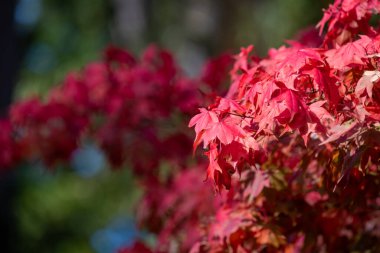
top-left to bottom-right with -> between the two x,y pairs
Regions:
188,0 -> 380,252
2,45 -> 230,171
0,44 -> 233,252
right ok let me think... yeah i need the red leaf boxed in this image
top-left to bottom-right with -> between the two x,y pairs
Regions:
320,121 -> 358,145
275,89 -> 303,124
355,70 -> 379,99
203,117 -> 245,146
188,108 -> 219,133
306,67 -> 341,106
305,191 -> 328,206
244,169 -> 270,203
309,101 -> 334,122
218,98 -> 245,114
325,37 -> 371,69
205,143 -> 222,182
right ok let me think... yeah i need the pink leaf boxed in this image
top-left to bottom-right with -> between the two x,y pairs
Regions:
305,191 -> 328,206
244,169 -> 270,203
320,121 -> 358,145
355,70 -> 379,99
203,117 -> 245,146
205,143 -> 222,182
325,37 -> 371,69
188,108 -> 219,133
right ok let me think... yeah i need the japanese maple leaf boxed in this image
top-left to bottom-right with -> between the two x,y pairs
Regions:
325,37 -> 371,69
188,108 -> 219,134
342,0 -> 379,20
316,1 -> 340,35
256,100 -> 283,135
240,136 -> 261,153
236,66 -> 259,100
202,117 -> 245,147
354,104 -> 370,122
220,141 -> 250,162
320,121 -> 359,145
305,67 -> 341,106
309,101 -> 334,122
276,69 -> 299,91
205,142 -> 222,182
244,81 -> 264,111
209,207 -> 254,244
342,0 -> 361,10
218,98 -> 245,114
355,70 -> 380,99
278,48 -> 322,74
275,89 -> 304,125
231,45 -> 254,78
304,102 -> 333,143
244,169 -> 270,203
262,80 -> 281,105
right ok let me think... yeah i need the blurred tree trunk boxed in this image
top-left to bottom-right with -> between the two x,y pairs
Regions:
215,0 -> 239,53
0,0 -> 19,117
0,1 -> 19,252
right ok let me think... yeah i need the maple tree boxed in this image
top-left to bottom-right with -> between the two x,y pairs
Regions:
188,0 -> 380,252
1,0 -> 380,252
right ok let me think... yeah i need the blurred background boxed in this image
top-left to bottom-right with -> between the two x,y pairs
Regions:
0,0 -> 328,252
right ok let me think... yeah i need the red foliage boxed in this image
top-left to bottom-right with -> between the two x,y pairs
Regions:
189,0 -> 380,251
1,1 -> 380,252
1,44 -> 233,252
